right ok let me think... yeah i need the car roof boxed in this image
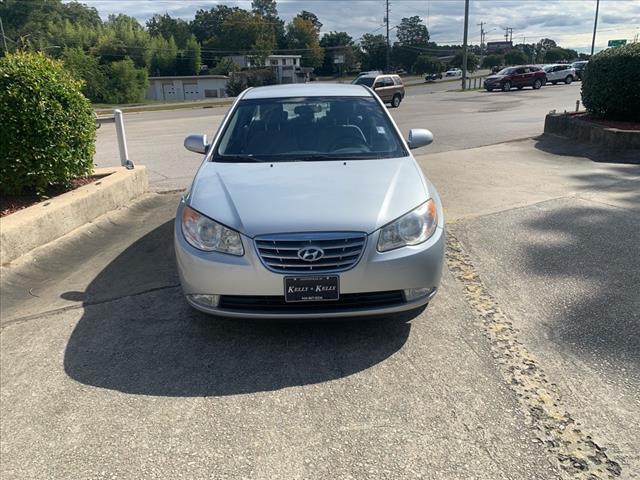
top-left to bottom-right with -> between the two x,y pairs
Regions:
242,83 -> 373,99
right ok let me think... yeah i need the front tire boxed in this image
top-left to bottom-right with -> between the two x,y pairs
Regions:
485,87 -> 493,92
564,76 -> 573,84
533,79 -> 543,89
502,81 -> 511,92
391,94 -> 402,108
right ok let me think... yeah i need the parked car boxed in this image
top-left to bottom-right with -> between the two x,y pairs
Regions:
444,68 -> 462,77
484,65 -> 547,92
425,72 -> 443,82
571,61 -> 588,80
543,64 -> 577,84
352,73 -> 405,107
176,84 -> 444,319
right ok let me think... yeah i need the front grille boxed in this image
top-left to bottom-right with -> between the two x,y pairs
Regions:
254,232 -> 367,273
218,291 -> 405,313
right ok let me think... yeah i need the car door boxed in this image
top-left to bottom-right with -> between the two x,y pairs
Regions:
512,67 -> 526,87
374,76 -> 393,102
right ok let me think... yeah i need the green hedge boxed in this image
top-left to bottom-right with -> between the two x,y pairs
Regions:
581,43 -> 640,121
0,52 -> 96,196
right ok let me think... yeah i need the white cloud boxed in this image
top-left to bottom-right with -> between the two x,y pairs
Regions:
81,0 -> 640,52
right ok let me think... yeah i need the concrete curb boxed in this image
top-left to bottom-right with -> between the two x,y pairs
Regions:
1,166 -> 148,265
544,113 -> 640,151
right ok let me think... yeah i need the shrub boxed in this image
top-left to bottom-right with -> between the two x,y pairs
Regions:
581,43 -> 640,121
504,50 -> 528,66
0,52 -> 96,196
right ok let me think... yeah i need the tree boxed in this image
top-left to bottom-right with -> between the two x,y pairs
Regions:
190,5 -> 240,45
149,36 -> 178,76
544,47 -> 577,63
413,55 -> 443,74
504,49 -> 528,65
396,16 -> 429,46
220,9 -> 277,63
449,51 -> 479,72
251,0 -> 278,18
481,54 -> 503,69
319,31 -> 356,75
61,47 -> 108,102
393,16 -> 430,72
105,58 -> 148,104
146,14 -> 191,49
535,38 -> 557,62
299,11 -> 322,33
176,35 -> 201,75
359,33 -> 387,71
286,16 -> 324,68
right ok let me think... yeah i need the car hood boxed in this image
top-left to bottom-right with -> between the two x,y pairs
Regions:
485,75 -> 504,81
188,157 -> 429,237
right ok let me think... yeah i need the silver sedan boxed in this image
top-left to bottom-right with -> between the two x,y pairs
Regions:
175,83 -> 444,319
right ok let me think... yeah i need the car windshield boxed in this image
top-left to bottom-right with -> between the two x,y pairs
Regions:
352,77 -> 375,87
214,96 -> 407,162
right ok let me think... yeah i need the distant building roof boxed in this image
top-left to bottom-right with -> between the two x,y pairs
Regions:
267,55 -> 303,59
148,75 -> 229,81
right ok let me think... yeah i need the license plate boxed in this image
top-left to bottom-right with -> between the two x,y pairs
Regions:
284,276 -> 339,302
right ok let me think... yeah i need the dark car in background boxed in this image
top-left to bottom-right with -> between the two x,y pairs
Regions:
425,72 -> 443,82
572,61 -> 588,80
484,65 -> 547,92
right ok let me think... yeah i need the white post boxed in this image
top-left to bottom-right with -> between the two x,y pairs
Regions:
114,109 -> 134,169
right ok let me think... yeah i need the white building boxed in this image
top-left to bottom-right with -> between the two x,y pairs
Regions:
145,75 -> 229,102
226,54 -> 310,84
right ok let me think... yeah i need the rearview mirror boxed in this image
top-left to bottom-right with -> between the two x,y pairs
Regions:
407,129 -> 433,150
184,134 -> 209,154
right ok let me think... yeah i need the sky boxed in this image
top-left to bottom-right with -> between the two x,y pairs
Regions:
81,0 -> 640,53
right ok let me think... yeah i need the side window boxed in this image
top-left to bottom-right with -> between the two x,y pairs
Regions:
384,77 -> 394,87
373,78 -> 383,88
392,76 -> 402,85
515,68 -> 525,74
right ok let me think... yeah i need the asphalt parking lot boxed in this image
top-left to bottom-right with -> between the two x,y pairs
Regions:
2,86 -> 639,479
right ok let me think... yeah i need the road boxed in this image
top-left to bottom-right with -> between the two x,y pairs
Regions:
3,85 -> 639,479
95,82 -> 583,190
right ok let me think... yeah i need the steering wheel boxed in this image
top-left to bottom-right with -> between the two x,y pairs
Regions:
329,135 -> 369,152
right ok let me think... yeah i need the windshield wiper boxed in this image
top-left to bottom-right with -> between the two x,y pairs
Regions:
294,154 -> 379,162
215,154 -> 271,163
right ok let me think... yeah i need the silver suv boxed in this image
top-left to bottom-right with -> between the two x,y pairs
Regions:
543,64 -> 577,85
352,74 -> 405,108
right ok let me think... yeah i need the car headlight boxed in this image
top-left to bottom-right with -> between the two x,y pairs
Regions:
377,200 -> 438,252
181,206 -> 244,255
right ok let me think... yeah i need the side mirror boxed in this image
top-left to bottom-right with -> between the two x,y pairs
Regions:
407,129 -> 433,150
184,134 -> 209,154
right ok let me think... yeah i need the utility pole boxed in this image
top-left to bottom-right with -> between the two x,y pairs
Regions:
0,17 -> 8,54
504,27 -> 513,43
461,0 -> 469,91
590,0 -> 600,56
477,21 -> 485,54
385,0 -> 390,72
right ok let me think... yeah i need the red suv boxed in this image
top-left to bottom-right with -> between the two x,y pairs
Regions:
484,65 -> 547,92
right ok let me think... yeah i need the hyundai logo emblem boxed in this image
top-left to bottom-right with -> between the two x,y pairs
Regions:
297,246 -> 324,262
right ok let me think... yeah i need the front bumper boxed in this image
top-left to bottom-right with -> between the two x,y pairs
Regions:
174,207 -> 445,319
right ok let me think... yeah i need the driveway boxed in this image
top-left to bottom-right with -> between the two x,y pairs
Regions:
2,109 -> 638,478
